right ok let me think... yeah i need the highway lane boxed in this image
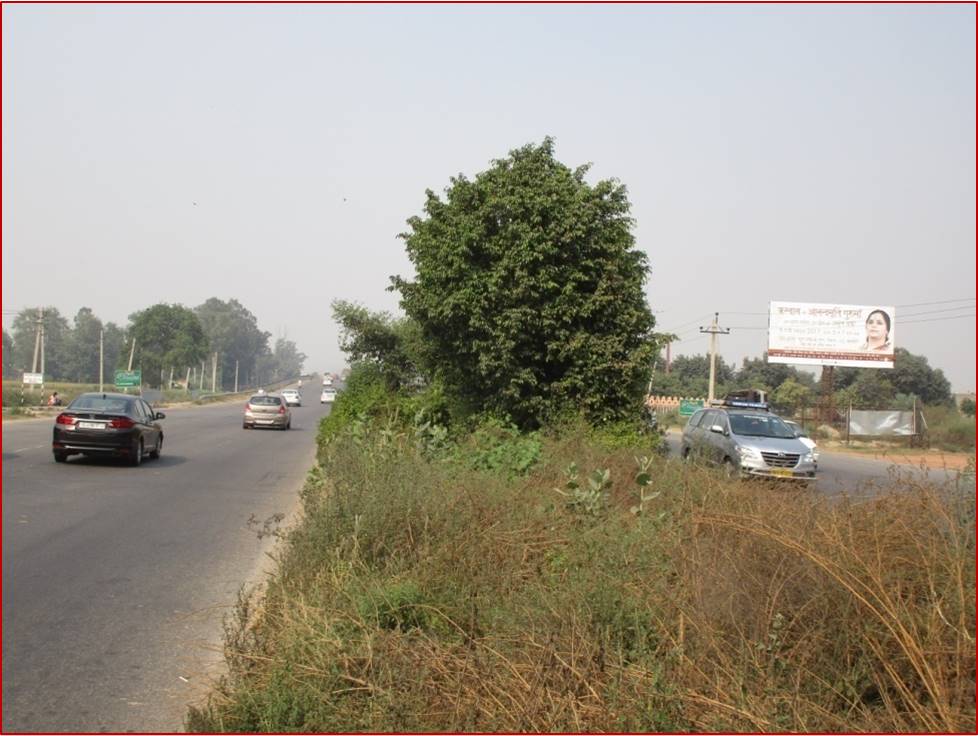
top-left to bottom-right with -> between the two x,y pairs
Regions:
2,385 -> 331,732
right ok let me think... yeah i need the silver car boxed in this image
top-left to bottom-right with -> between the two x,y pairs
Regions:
243,394 -> 292,430
681,406 -> 817,482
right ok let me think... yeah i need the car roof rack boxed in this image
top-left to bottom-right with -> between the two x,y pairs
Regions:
709,398 -> 770,411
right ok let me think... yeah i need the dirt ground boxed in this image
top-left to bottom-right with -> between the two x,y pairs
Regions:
823,445 -> 975,470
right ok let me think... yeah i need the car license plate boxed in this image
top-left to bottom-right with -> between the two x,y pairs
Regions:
256,419 -> 273,424
78,421 -> 105,430
770,468 -> 793,478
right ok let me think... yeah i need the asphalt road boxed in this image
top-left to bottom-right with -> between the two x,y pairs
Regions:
662,429 -> 970,496
2,384 -> 332,732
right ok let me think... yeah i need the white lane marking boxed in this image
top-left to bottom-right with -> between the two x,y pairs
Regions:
12,445 -> 46,453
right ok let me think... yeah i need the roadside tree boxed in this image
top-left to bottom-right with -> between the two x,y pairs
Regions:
195,298 -> 271,389
331,300 -> 424,389
392,138 -> 659,428
127,304 -> 209,388
2,330 -> 14,378
9,307 -> 71,380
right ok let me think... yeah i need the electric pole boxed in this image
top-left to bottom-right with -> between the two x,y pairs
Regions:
99,328 -> 104,392
211,352 -> 218,393
699,313 -> 730,404
39,312 -> 45,392
30,308 -> 43,392
234,360 -> 239,394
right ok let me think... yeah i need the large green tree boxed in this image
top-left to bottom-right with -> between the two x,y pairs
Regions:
195,298 -> 271,388
831,348 -> 951,406
391,138 -> 658,428
63,307 -> 103,383
9,307 -> 71,380
127,304 -> 209,388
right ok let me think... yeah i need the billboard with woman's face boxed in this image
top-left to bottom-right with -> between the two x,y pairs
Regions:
768,302 -> 896,368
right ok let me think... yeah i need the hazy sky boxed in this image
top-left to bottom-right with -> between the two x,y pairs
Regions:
3,5 -> 975,391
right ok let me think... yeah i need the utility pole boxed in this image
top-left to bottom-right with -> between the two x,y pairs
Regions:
211,352 -> 218,393
234,360 -> 239,394
185,366 -> 192,392
699,313 -> 730,404
30,308 -> 43,393
40,312 -> 45,393
127,338 -> 136,370
99,329 -> 104,392
200,359 -> 205,391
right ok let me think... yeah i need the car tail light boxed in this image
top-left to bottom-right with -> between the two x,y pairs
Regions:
278,405 -> 286,414
55,413 -> 76,426
108,417 -> 135,429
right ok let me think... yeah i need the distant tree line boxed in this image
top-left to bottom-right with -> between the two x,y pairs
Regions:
2,299 -> 306,390
649,348 -> 953,412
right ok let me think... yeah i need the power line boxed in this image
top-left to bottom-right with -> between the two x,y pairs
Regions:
901,313 -> 975,325
657,313 -> 713,334
896,297 -> 975,308
899,304 -> 976,319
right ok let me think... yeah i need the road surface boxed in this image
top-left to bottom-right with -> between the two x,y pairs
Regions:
3,385 -> 331,732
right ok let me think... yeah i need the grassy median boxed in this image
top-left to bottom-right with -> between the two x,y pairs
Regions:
187,390 -> 975,732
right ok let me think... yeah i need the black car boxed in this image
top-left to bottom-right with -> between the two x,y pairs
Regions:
52,392 -> 165,466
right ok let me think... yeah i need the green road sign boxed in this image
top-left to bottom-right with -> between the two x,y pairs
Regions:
115,369 -> 141,387
679,399 -> 704,417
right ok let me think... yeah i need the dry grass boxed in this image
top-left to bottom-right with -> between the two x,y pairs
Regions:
188,429 -> 976,733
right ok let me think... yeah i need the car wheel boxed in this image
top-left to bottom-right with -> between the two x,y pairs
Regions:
149,436 -> 162,460
53,452 -> 67,463
722,458 -> 737,480
130,438 -> 143,467
243,423 -> 249,430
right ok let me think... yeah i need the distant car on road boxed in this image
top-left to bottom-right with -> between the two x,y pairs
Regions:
243,394 -> 292,430
52,392 -> 165,466
281,389 -> 302,407
322,375 -> 333,386
321,388 -> 337,404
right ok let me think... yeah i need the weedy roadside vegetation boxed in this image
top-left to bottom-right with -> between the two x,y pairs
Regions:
188,375 -> 976,733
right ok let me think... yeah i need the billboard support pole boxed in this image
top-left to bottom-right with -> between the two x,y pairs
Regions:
819,365 -> 835,424
846,402 -> 851,445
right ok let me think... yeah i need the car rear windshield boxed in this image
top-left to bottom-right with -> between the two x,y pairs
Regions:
69,396 -> 133,413
250,396 -> 282,405
729,413 -> 795,439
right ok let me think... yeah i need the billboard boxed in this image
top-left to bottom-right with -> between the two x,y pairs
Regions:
768,302 -> 896,369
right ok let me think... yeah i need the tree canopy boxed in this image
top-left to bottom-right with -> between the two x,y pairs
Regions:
331,300 -> 423,389
390,138 -> 659,428
195,298 -> 271,388
127,304 -> 209,386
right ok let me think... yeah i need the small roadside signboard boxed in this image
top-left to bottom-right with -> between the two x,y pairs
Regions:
114,369 -> 141,388
22,372 -> 43,385
679,399 -> 704,417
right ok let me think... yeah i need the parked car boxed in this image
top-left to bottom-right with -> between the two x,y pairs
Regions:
321,388 -> 337,404
52,392 -> 165,465
243,394 -> 292,430
783,420 -> 819,462
281,388 -> 302,407
681,400 -> 817,482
